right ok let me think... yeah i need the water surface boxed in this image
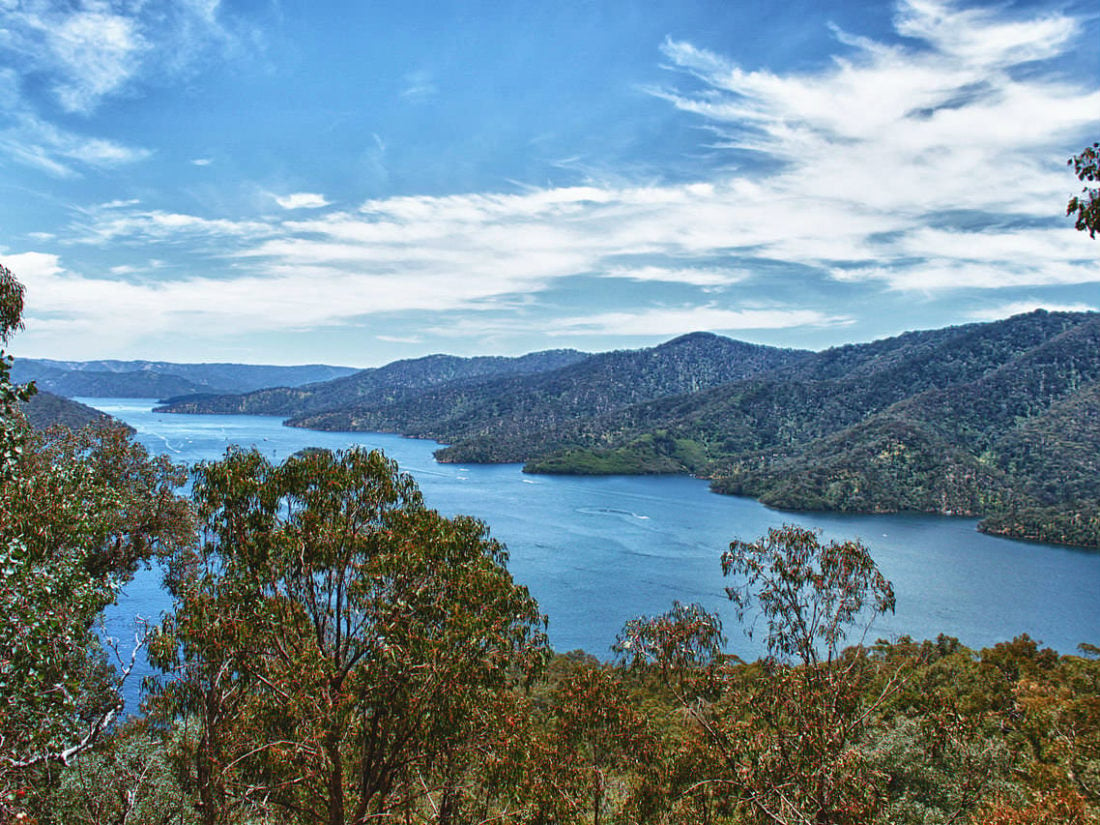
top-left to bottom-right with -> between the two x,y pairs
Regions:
91,398 -> 1100,686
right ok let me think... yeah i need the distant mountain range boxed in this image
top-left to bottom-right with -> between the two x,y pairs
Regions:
159,349 -> 590,417
60,311 -> 1100,548
12,359 -> 359,398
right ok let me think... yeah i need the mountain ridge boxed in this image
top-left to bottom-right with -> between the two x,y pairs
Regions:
151,310 -> 1100,547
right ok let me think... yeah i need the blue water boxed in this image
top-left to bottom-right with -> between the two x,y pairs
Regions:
89,398 -> 1100,709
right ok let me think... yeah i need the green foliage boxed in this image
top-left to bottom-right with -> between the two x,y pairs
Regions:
150,446 -> 548,824
0,263 -> 24,345
1068,142 -> 1100,238
0,264 -> 34,477
524,664 -> 661,825
525,432 -> 695,476
48,720 -> 198,825
0,263 -> 193,822
723,525 -> 895,666
0,424 -> 192,797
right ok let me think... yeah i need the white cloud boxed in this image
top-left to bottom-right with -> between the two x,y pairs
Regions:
654,0 -> 1100,289
401,69 -> 437,102
0,1 -> 244,175
274,192 -> 330,210
0,0 -> 238,114
602,266 -> 748,287
0,111 -> 150,177
16,0 -> 1100,353
542,306 -> 850,337
191,157 -> 213,166
72,207 -> 274,244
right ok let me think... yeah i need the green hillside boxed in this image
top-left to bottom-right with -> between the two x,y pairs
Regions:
20,391 -> 125,431
291,333 -> 809,460
153,310 -> 1100,547
527,312 -> 1100,546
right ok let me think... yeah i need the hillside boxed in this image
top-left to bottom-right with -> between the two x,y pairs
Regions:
12,359 -> 358,398
157,349 -> 590,416
289,333 -> 810,460
522,311 -> 1100,545
20,391 -> 124,431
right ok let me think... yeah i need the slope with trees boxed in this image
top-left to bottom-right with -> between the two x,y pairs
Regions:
158,348 -> 589,416
289,333 -> 810,461
20,390 -> 123,431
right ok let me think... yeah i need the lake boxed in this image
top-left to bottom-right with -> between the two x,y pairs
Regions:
90,398 -> 1100,707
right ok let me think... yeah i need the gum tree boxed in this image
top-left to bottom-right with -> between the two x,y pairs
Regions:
616,525 -> 900,825
1068,142 -> 1100,238
718,525 -> 898,825
0,264 -> 193,819
150,446 -> 548,825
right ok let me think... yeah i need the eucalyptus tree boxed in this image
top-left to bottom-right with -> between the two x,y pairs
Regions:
1068,142 -> 1100,238
151,446 -> 548,825
616,525 -> 899,825
0,264 -> 193,820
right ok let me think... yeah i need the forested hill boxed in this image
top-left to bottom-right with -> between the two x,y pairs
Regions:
519,311 -> 1100,547
157,349 -> 590,416
20,391 -> 124,431
285,333 -> 810,458
12,358 -> 358,398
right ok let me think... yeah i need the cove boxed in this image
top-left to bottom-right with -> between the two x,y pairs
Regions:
91,398 -> 1100,673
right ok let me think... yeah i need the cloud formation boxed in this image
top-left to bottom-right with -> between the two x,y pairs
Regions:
0,0 -> 241,175
7,0 -> 1100,358
275,193 -> 331,210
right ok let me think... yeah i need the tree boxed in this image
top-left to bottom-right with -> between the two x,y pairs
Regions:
524,664 -> 659,825
617,525 -> 900,825
149,446 -> 548,825
717,525 -> 898,825
722,524 -> 895,667
0,263 -> 193,820
0,263 -> 34,475
1068,142 -> 1100,238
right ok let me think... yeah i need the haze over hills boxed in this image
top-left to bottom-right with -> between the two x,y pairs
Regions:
12,359 -> 359,398
158,349 -> 591,417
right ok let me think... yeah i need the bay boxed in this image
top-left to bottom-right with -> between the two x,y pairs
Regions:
88,398 -> 1100,709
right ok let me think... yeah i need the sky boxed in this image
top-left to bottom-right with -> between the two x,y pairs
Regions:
0,0 -> 1097,367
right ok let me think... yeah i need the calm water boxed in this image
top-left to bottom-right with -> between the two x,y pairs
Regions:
89,398 -> 1100,707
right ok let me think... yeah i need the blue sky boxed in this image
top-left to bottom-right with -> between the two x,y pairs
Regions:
0,0 -> 1097,366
